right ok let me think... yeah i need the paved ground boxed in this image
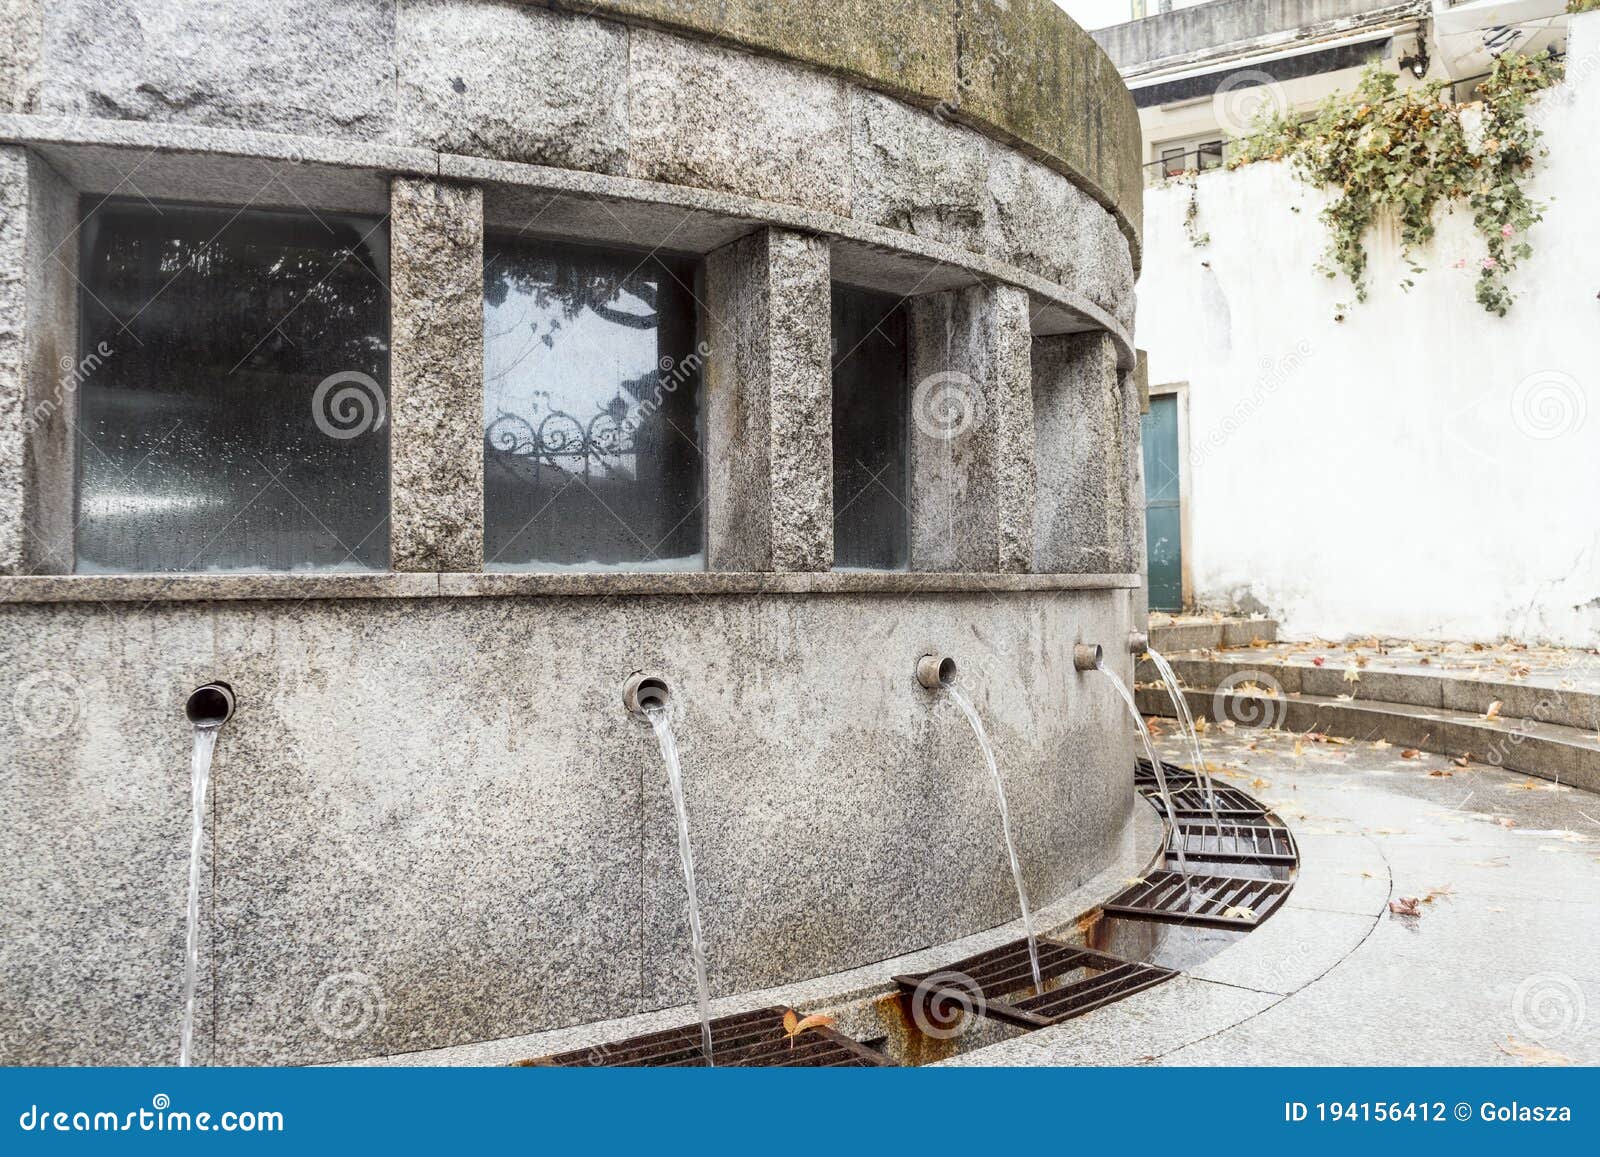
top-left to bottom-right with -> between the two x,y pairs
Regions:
947,727 -> 1600,1067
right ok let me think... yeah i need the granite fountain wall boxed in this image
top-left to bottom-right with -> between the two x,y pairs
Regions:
0,0 -> 1147,1064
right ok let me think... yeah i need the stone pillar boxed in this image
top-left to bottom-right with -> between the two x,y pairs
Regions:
0,1 -> 43,115
389,177 -> 484,572
1032,331 -> 1138,574
1128,352 -> 1152,624
906,282 -> 1034,573
0,146 -> 77,575
702,227 -> 832,572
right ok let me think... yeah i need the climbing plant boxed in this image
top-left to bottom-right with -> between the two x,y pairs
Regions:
1568,1 -> 1598,16
1228,53 -> 1564,315
1181,175 -> 1210,248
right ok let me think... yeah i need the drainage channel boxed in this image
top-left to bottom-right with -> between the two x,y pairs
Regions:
523,1006 -> 891,1067
894,940 -> 1174,1031
519,758 -> 1297,1068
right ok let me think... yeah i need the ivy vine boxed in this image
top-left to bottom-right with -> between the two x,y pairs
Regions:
1228,53 -> 1564,315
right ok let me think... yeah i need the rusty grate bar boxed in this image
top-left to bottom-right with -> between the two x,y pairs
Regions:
1146,784 -> 1268,820
1101,870 -> 1291,930
521,1006 -> 891,1067
894,938 -> 1175,1031
1168,821 -> 1298,866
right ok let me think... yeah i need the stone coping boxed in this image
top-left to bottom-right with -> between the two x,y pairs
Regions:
0,571 -> 1143,605
0,115 -> 1136,367
533,0 -> 1144,260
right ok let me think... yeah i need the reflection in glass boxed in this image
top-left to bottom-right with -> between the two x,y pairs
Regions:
831,284 -> 909,571
75,201 -> 390,573
483,239 -> 704,571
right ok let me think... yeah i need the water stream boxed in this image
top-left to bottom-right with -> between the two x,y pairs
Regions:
644,704 -> 715,1066
179,723 -> 221,1067
944,685 -> 1042,995
1143,647 -> 1223,828
1093,662 -> 1194,884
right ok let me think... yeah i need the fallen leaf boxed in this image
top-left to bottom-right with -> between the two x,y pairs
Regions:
1373,739 -> 1392,750
1401,748 -> 1420,759
1428,769 -> 1453,777
1484,700 -> 1503,721
1389,897 -> 1421,917
1124,876 -> 1149,886
1498,1037 -> 1573,1066
1494,816 -> 1518,829
1251,777 -> 1271,790
781,1010 -> 837,1048
1422,884 -> 1455,903
1343,667 -> 1361,683
1222,905 -> 1257,920
1292,740 -> 1304,758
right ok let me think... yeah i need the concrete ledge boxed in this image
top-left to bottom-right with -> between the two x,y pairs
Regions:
1137,685 -> 1600,794
0,571 -> 1143,605
1148,616 -> 1279,652
1140,650 -> 1600,736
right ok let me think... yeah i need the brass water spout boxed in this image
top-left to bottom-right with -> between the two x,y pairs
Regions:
623,673 -> 672,714
915,654 -> 957,689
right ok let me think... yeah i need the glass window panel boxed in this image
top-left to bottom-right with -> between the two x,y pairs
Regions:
831,284 -> 909,571
483,238 -> 704,571
75,201 -> 390,574
1197,140 -> 1224,170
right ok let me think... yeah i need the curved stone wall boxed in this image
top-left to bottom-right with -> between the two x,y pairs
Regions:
0,580 -> 1137,1065
0,0 -> 1149,1065
2,0 -> 1137,325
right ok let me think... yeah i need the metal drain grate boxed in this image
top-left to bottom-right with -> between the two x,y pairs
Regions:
521,1006 -> 891,1067
1145,784 -> 1268,820
1101,871 -> 1291,929
894,938 -> 1175,1031
1168,822 -> 1298,866
1134,758 -> 1200,792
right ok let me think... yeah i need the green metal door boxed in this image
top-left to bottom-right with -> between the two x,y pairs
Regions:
1141,395 -> 1182,612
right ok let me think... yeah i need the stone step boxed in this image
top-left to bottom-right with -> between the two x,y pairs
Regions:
1133,683 -> 1600,794
1136,652 -> 1600,736
1147,616 -> 1277,653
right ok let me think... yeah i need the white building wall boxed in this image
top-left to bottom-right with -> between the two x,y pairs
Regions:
1137,13 -> 1600,646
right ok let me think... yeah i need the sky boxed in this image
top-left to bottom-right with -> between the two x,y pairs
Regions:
1053,0 -> 1138,32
